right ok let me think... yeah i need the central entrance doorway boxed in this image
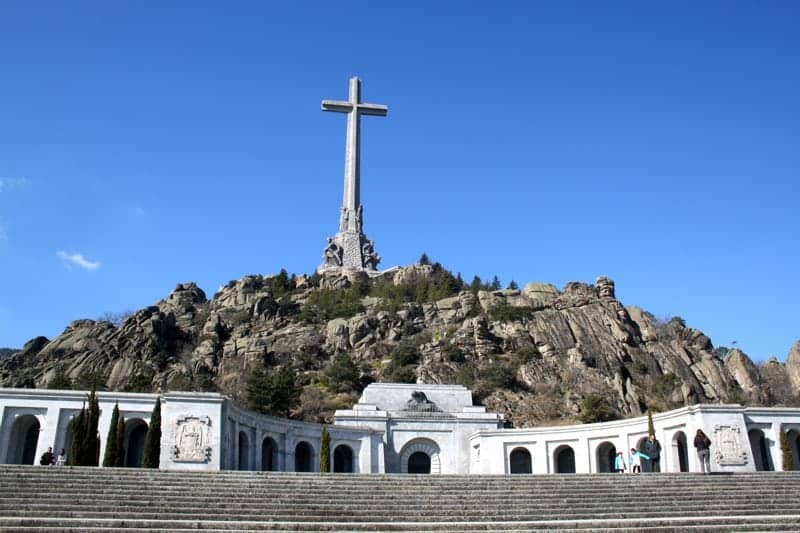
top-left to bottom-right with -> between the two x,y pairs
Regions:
407,451 -> 431,474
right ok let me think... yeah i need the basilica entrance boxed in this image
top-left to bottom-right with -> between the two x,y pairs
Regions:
6,415 -> 40,464
407,452 -> 431,474
399,438 -> 441,474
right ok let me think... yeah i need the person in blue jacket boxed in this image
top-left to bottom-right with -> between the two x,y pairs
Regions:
629,448 -> 648,473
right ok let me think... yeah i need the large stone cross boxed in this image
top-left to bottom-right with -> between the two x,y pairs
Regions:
318,77 -> 387,272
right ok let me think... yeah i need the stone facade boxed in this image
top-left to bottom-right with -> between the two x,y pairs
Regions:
2,386 -> 800,475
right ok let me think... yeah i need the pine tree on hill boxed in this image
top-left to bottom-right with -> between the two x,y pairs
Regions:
102,403 -> 121,467
141,397 -> 161,468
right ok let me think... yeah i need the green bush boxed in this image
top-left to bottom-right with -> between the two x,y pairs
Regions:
652,373 -> 680,398
47,366 -> 73,390
325,353 -> 360,393
299,286 -> 365,323
481,360 -> 516,390
488,301 -> 536,322
246,366 -> 301,417
578,394 -> 618,423
781,427 -> 794,471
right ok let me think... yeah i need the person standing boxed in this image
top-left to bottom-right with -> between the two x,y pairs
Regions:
694,429 -> 712,473
644,434 -> 662,472
39,447 -> 54,466
55,448 -> 67,466
629,448 -> 647,473
614,451 -> 627,473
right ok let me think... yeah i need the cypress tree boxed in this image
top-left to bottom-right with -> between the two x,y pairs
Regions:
67,405 -> 86,466
102,403 -> 120,467
116,415 -> 126,467
781,426 -> 794,471
319,426 -> 331,473
141,397 -> 161,468
646,408 -> 656,436
83,378 -> 100,466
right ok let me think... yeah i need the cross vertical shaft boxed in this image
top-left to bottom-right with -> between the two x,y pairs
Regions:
319,77 -> 387,272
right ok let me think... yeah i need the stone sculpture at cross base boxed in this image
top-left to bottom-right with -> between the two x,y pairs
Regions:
318,77 -> 386,274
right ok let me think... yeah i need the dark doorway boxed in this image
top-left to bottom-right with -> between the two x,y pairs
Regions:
509,448 -> 532,474
262,437 -> 278,471
596,442 -> 616,473
673,432 -> 689,472
333,445 -> 355,473
125,419 -> 148,468
555,446 -> 575,474
295,441 -> 313,472
238,431 -> 250,470
8,415 -> 40,465
749,429 -> 773,471
408,451 -> 431,474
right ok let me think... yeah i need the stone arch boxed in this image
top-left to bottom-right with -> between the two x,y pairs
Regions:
261,436 -> 278,471
400,439 -> 441,474
294,441 -> 314,472
238,431 -> 250,470
509,447 -> 532,474
7,415 -> 41,465
749,429 -> 773,471
636,436 -> 651,472
554,445 -> 575,474
333,444 -> 355,473
787,429 -> 800,471
124,418 -> 148,468
595,441 -> 616,473
672,431 -> 689,472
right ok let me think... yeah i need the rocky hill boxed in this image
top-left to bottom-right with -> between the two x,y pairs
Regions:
2,264 -> 798,427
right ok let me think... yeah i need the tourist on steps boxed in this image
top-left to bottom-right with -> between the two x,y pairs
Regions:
694,429 -> 712,473
629,448 -> 648,473
614,451 -> 627,473
55,448 -> 67,466
39,447 -> 54,466
644,434 -> 662,472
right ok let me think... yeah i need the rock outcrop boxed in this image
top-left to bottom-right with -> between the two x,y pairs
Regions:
1,267 -> 797,426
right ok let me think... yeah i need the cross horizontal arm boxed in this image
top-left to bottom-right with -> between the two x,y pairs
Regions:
322,100 -> 353,113
357,103 -> 388,117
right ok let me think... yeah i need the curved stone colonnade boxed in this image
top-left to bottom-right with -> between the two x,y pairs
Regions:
2,386 -> 799,475
470,404 -> 800,474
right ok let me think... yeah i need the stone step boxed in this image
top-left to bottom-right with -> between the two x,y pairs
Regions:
1,515 -> 799,532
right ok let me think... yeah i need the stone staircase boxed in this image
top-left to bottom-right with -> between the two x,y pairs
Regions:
1,465 -> 799,532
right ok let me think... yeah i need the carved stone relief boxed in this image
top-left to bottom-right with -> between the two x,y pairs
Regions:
171,415 -> 212,463
713,424 -> 749,466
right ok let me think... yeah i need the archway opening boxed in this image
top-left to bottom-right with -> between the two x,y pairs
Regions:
333,444 -> 355,473
789,430 -> 800,471
596,442 -> 616,473
124,419 -> 148,468
400,439 -> 441,474
261,437 -> 278,471
749,429 -> 773,471
238,431 -> 250,471
408,451 -> 431,474
672,431 -> 689,472
509,447 -> 532,474
636,436 -> 651,472
295,441 -> 313,472
8,415 -> 40,465
554,445 -> 575,474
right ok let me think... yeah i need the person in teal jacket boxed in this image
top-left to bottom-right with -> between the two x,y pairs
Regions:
614,451 -> 627,473
629,448 -> 649,473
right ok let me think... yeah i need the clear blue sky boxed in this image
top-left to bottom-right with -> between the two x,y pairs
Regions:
1,1 -> 798,361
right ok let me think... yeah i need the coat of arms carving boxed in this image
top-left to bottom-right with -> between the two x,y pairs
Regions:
171,415 -> 212,463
